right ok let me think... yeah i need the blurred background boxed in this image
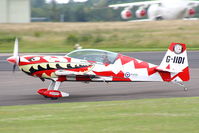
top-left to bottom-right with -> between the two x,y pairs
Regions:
0,0 -> 199,53
1,0 -> 198,23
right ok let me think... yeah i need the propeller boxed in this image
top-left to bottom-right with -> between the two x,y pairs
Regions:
13,63 -> 17,72
7,38 -> 20,72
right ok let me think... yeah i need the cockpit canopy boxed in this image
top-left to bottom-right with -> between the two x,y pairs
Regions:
66,49 -> 118,64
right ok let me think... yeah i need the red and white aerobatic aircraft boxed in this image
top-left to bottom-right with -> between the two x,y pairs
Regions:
109,0 -> 199,20
7,39 -> 190,100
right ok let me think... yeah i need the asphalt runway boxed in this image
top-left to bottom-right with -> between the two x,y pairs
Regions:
0,51 -> 198,106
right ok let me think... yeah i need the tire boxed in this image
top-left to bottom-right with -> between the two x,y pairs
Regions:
51,97 -> 58,100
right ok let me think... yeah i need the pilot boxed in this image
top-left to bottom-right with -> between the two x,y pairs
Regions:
102,53 -> 111,64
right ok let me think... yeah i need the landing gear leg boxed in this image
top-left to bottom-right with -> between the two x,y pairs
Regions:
48,81 -> 55,90
53,81 -> 61,91
49,81 -> 61,100
41,81 -> 57,98
42,81 -> 56,98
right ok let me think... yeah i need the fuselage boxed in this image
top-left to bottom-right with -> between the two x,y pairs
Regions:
148,0 -> 191,20
17,53 -> 171,82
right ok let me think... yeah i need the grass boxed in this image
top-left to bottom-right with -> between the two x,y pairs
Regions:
0,20 -> 199,53
1,97 -> 199,133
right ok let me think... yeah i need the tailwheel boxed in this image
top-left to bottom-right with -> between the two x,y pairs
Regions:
172,81 -> 188,92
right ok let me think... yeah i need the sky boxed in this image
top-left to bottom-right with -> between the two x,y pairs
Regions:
46,0 -> 88,3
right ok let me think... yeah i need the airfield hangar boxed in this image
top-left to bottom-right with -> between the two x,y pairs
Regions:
0,0 -> 30,23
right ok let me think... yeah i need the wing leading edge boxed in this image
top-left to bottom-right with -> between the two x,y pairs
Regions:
109,1 -> 161,9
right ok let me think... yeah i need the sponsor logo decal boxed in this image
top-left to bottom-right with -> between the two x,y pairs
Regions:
173,44 -> 183,54
125,72 -> 131,78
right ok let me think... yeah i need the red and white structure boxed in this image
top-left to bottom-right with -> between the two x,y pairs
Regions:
7,39 -> 190,99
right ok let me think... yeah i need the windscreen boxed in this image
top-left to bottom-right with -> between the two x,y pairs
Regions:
66,49 -> 118,64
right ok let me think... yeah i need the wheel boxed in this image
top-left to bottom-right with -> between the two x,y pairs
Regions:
156,16 -> 163,20
43,95 -> 49,98
51,97 -> 58,100
184,88 -> 188,92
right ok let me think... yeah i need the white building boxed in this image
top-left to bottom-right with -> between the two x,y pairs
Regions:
0,0 -> 30,23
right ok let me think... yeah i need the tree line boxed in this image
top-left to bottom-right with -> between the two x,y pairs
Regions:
31,0 -> 199,22
31,0 -> 147,22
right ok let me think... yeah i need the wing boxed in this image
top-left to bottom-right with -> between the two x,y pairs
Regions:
108,1 -> 161,9
55,69 -> 97,77
188,1 -> 199,6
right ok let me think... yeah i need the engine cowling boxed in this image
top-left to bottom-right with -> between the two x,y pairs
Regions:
121,9 -> 132,19
135,8 -> 147,18
188,8 -> 196,16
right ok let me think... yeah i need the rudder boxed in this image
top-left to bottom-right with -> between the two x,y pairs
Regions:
157,42 -> 190,81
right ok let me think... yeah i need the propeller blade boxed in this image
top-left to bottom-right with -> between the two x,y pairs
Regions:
7,38 -> 20,72
13,38 -> 19,58
13,64 -> 17,72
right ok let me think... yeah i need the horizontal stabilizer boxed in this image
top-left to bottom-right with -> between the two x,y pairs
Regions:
155,67 -> 182,73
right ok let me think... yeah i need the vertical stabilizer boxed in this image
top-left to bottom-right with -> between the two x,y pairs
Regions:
157,42 -> 190,81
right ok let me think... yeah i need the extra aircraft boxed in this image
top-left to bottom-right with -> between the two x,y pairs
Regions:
109,0 -> 199,20
7,39 -> 190,100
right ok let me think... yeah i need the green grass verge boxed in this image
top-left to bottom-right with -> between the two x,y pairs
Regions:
1,97 -> 199,133
0,21 -> 199,53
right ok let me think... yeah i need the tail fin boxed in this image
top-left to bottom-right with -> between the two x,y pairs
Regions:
156,42 -> 190,81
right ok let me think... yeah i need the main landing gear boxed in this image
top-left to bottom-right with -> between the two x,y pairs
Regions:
37,80 -> 69,100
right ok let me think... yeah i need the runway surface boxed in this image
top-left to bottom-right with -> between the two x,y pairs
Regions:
0,51 -> 198,106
